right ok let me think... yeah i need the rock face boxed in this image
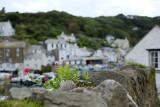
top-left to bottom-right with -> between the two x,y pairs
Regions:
71,80 -> 130,107
58,80 -> 76,91
89,66 -> 159,107
32,91 -> 108,107
93,80 -> 129,107
9,87 -> 45,100
9,87 -> 32,100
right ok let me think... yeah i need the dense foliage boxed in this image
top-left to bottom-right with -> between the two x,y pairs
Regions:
1,9 -> 160,48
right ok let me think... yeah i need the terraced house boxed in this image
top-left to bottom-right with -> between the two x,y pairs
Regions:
0,41 -> 31,71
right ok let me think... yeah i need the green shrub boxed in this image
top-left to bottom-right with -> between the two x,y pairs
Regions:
29,65 -> 90,90
127,62 -> 137,67
56,65 -> 79,84
137,63 -> 146,68
0,99 -> 46,107
126,61 -> 146,68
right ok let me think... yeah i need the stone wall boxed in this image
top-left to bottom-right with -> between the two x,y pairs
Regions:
9,66 -> 159,107
88,66 -> 159,107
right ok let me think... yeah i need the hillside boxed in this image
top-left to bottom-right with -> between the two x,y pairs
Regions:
0,10 -> 160,49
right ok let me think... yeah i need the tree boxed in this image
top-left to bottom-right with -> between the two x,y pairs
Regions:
68,22 -> 80,33
0,7 -> 5,13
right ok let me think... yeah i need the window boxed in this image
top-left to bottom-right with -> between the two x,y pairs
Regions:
16,48 -> 20,52
0,64 -> 2,68
48,60 -> 51,63
52,44 -> 54,47
26,64 -> 29,67
16,52 -> 19,57
6,48 -> 10,52
35,64 -> 38,68
8,58 -> 12,63
7,64 -> 10,67
6,52 -> 9,57
150,51 -> 159,68
12,64 -> 15,68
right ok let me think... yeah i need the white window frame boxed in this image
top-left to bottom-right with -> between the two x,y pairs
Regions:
149,51 -> 160,70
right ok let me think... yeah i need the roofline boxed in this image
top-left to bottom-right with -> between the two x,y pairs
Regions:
126,25 -> 160,57
146,49 -> 160,51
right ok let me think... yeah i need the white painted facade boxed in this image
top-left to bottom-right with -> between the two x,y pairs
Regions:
31,45 -> 44,54
93,49 -> 121,62
45,39 -> 69,51
125,25 -> 160,70
45,39 -> 92,65
57,32 -> 76,42
112,38 -> 129,49
0,21 -> 15,36
65,59 -> 82,65
24,53 -> 55,70
0,63 -> 23,71
45,52 -> 55,65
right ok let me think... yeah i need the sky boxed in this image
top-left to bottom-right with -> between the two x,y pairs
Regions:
0,0 -> 160,17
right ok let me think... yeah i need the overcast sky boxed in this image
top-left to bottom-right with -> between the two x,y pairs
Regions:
1,0 -> 160,17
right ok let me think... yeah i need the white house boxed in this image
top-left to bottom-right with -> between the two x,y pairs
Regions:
0,21 -> 15,36
52,46 -> 91,65
24,53 -> 46,70
112,38 -> 129,50
45,39 -> 69,51
24,52 -> 55,70
45,39 -> 92,65
125,25 -> 160,70
93,49 -> 121,63
57,32 -> 76,42
31,45 -> 44,54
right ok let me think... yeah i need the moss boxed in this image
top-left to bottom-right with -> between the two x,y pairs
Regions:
148,68 -> 155,84
0,99 -> 46,107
